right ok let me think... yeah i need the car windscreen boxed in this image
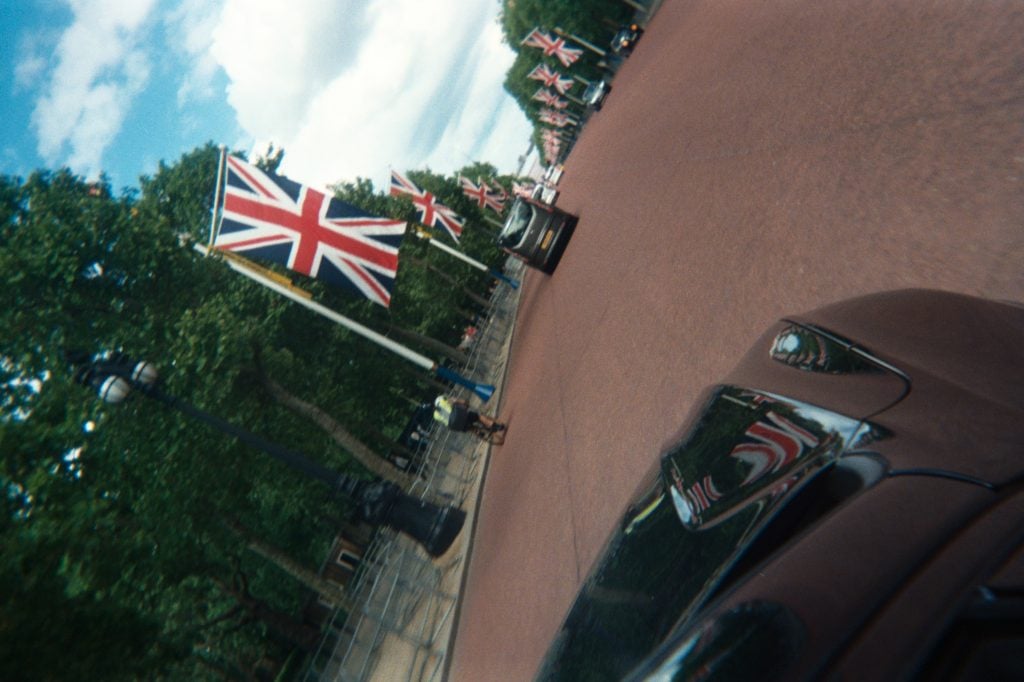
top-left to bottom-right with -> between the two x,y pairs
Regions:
498,200 -> 534,248
536,385 -> 863,681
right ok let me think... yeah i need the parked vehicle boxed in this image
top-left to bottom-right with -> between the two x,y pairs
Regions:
537,289 -> 1024,681
531,182 -> 559,206
583,80 -> 611,110
542,164 -> 565,185
611,23 -> 644,55
497,197 -> 577,274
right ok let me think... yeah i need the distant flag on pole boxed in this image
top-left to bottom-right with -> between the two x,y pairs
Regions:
521,29 -> 583,67
541,129 -> 564,162
485,180 -> 508,202
532,88 -> 569,109
512,181 -> 535,199
541,129 -> 564,143
527,63 -> 575,95
539,109 -> 573,127
459,176 -> 506,214
213,155 -> 406,307
389,170 -> 464,243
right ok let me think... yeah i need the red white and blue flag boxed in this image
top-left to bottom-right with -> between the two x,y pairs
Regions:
532,88 -> 569,109
512,181 -> 535,199
521,29 -> 583,68
459,176 -> 505,214
539,108 -> 573,127
527,63 -> 575,95
214,155 -> 406,307
389,170 -> 464,243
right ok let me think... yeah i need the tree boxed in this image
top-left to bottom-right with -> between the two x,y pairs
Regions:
1,144 -> 512,677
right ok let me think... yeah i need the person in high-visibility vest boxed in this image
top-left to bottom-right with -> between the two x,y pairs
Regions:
433,394 -> 506,444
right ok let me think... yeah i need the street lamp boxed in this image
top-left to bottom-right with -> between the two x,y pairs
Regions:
69,350 -> 465,558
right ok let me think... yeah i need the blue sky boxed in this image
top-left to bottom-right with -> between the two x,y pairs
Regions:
1,0 -> 535,193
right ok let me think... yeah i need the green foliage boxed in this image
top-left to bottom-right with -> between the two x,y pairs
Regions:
1,144 -> 510,677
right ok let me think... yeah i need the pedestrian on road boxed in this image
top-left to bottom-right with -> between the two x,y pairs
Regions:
433,394 -> 506,444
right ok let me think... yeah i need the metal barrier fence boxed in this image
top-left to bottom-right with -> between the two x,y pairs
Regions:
303,259 -> 525,681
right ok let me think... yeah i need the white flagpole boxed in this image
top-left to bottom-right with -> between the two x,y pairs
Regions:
413,227 -> 519,289
553,27 -> 606,56
207,145 -> 227,248
195,244 -> 434,371
193,244 -> 497,401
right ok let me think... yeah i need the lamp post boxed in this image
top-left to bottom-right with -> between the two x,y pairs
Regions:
69,351 -> 465,558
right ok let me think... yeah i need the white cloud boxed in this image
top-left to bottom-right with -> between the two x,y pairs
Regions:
29,0 -> 158,177
208,0 -> 532,188
15,0 -> 533,189
211,0 -> 371,142
14,40 -> 48,93
165,0 -> 223,105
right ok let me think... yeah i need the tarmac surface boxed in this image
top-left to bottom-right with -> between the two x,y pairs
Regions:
449,1 -> 1024,680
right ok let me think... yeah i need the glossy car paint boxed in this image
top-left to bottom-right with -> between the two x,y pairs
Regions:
583,80 -> 610,110
498,197 -> 577,274
611,24 -> 644,54
536,289 -> 1024,681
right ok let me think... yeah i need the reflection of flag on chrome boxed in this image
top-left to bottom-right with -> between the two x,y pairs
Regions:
389,170 -> 464,242
527,63 -> 575,94
215,155 -> 406,307
521,29 -> 583,67
730,411 -> 820,486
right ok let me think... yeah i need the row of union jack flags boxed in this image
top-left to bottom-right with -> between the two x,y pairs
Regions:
521,30 -> 584,164
211,155 -> 510,307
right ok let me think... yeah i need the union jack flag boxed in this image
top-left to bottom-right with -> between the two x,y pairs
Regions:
512,182 -> 535,199
539,109 -> 573,127
521,29 -> 583,68
527,64 -> 575,95
543,143 -> 562,163
487,181 -> 508,202
532,88 -> 569,109
214,155 -> 406,307
459,176 -> 505,214
389,170 -> 464,243
541,128 -> 564,143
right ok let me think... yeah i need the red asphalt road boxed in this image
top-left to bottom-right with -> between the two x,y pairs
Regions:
450,1 -> 1024,680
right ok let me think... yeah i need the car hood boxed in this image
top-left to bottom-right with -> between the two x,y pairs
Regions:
536,385 -> 877,681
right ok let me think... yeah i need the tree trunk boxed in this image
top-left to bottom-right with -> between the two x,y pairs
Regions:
260,374 -> 416,489
223,518 -> 354,613
408,256 -> 491,309
193,651 -> 249,681
385,324 -> 469,366
458,307 -> 484,324
360,422 -> 421,462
